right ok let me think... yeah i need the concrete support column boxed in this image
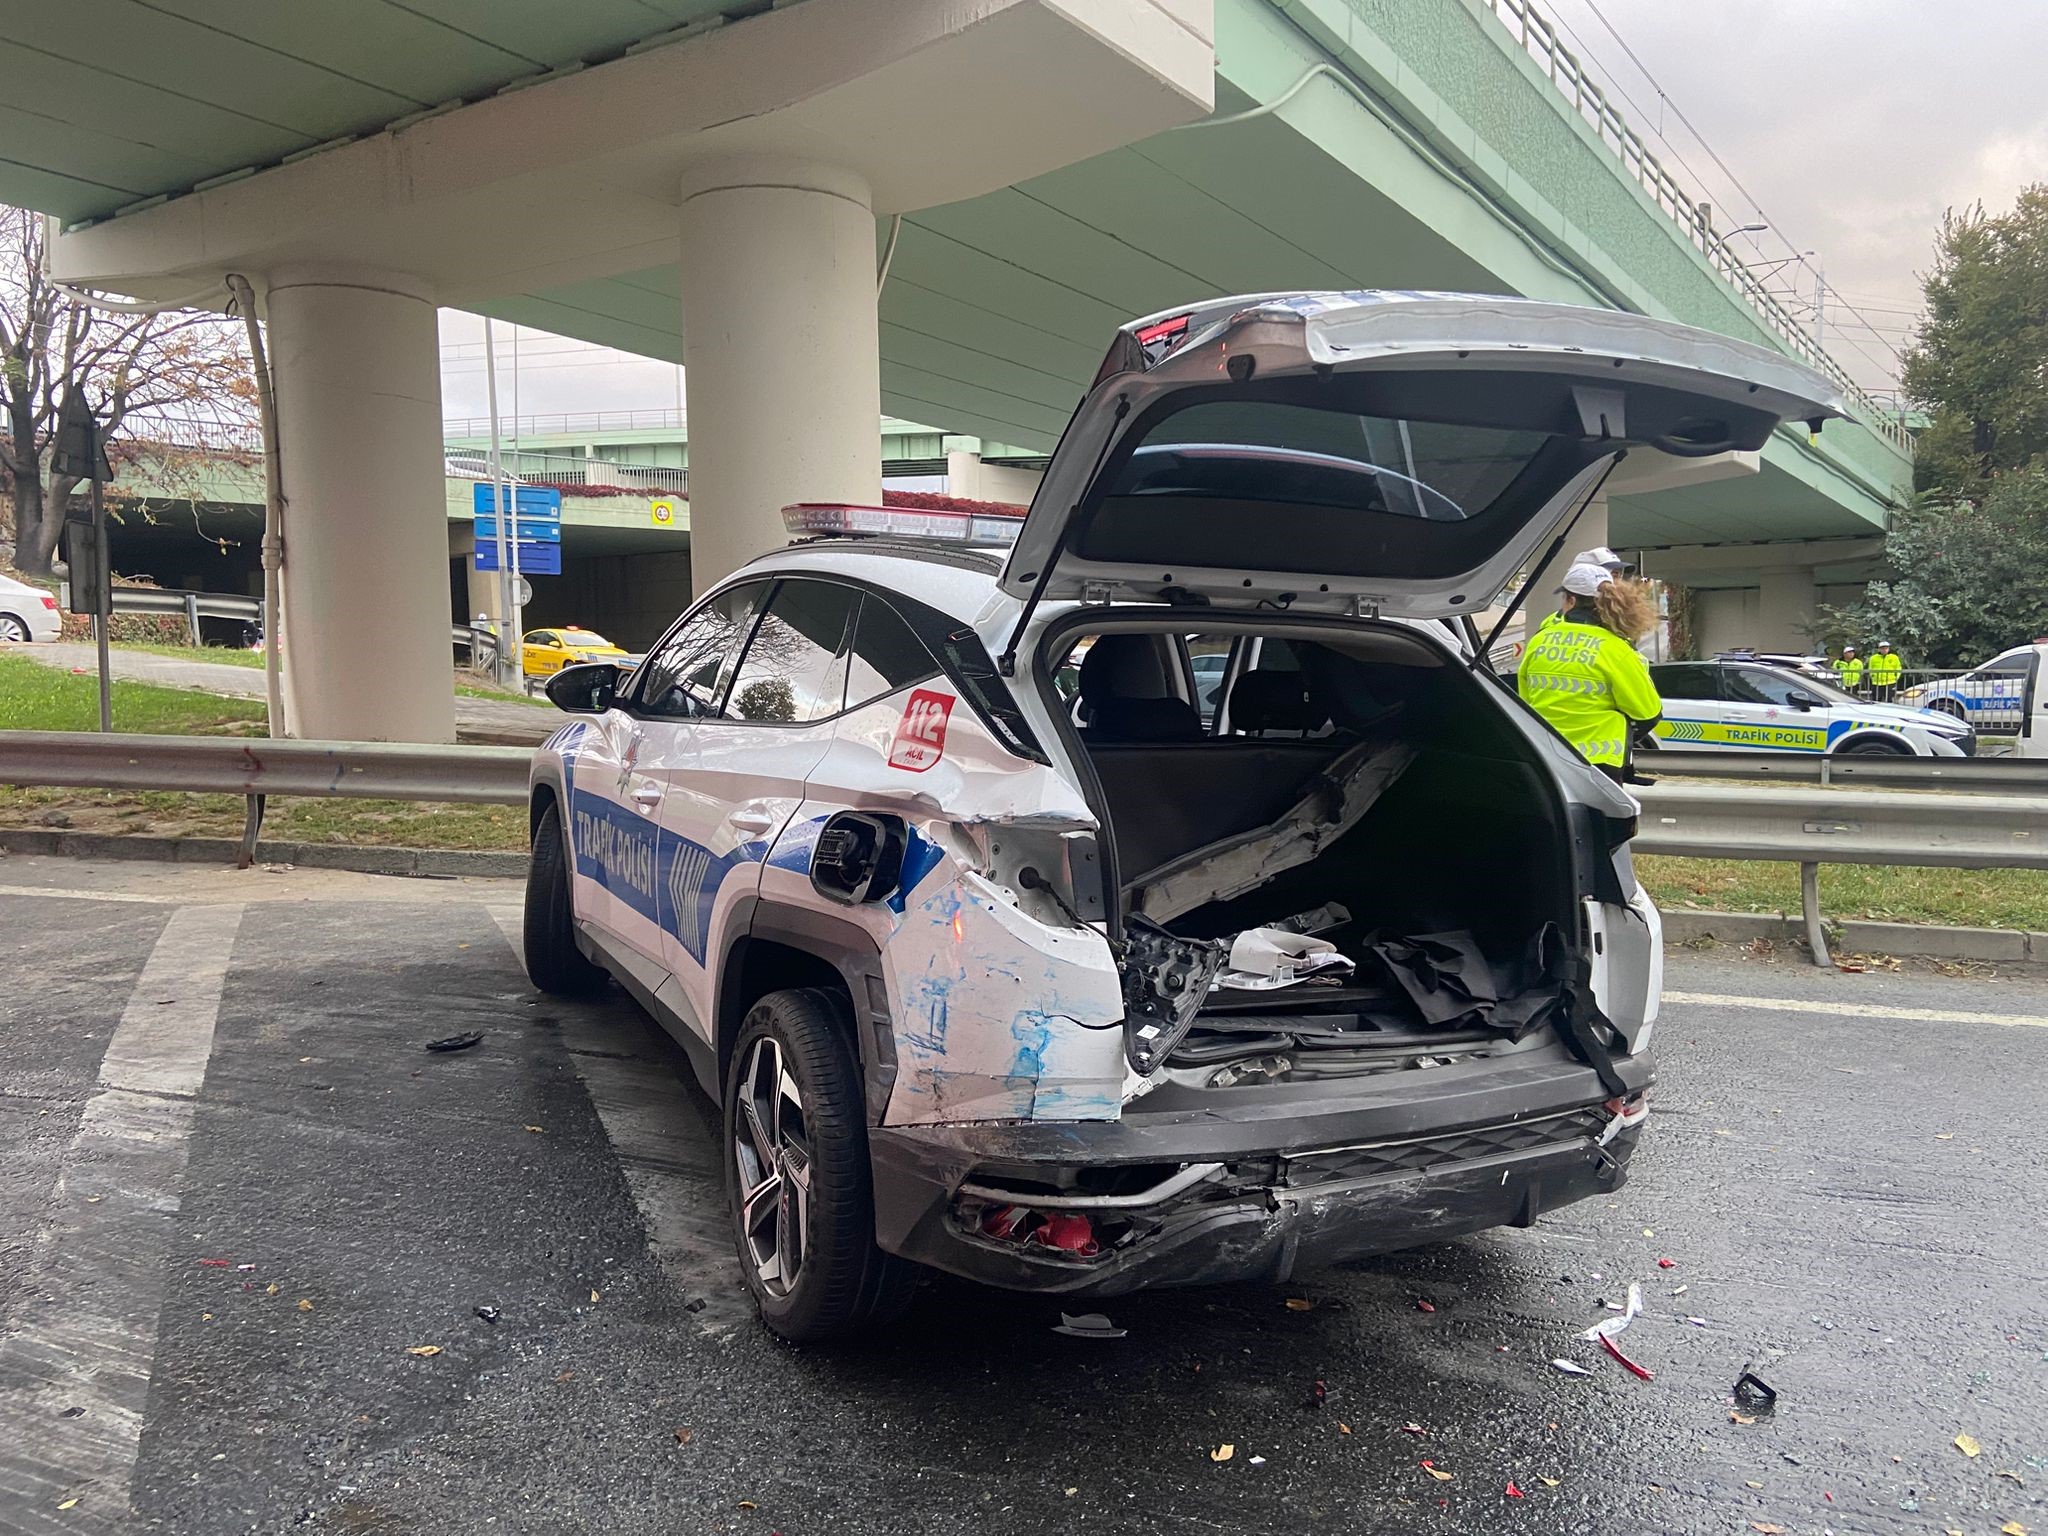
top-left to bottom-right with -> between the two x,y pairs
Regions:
1521,495 -> 1609,650
267,269 -> 455,741
677,158 -> 881,593
947,448 -> 1044,506
1755,566 -> 1820,652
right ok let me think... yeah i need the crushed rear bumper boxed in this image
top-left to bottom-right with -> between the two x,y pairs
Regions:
868,1050 -> 1649,1297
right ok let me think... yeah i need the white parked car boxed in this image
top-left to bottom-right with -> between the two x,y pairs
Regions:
0,573 -> 63,644
1649,660 -> 1975,756
520,290 -> 1843,1340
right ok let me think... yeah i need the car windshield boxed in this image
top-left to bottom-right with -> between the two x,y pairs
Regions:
561,630 -> 613,647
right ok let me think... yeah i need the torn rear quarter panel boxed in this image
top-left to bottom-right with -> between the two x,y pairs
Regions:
881,867 -> 1126,1125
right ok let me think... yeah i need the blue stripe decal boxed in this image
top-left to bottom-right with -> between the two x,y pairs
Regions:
568,785 -> 768,966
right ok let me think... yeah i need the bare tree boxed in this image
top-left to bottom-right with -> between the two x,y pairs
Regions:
0,205 -> 256,575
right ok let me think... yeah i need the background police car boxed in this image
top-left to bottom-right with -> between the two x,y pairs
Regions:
1648,659 -> 1975,756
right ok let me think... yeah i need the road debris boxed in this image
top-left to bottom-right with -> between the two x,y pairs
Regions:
1581,1282 -> 1642,1341
1551,1359 -> 1594,1376
1397,1423 -> 1427,1437
1053,1312 -> 1125,1339
1734,1372 -> 1779,1411
474,1305 -> 500,1325
297,1299 -> 313,1312
1750,1523 -> 1785,1534
1303,1379 -> 1327,1410
1657,1257 -> 1678,1269
523,1124 -> 545,1134
425,1031 -> 484,1053
1537,1476 -> 1560,1489
1598,1334 -> 1655,1380
1420,1461 -> 1453,1481
1248,1455 -> 1267,1467
1211,1444 -> 1235,1463
1415,1299 -> 1437,1313
1283,1297 -> 1316,1311
1505,1481 -> 1525,1499
404,1345 -> 443,1357
673,1428 -> 693,1446
1955,1433 -> 1983,1458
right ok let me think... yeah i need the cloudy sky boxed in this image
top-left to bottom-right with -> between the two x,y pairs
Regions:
440,0 -> 2047,423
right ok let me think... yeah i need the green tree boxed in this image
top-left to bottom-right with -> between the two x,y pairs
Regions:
1819,465 -> 2048,667
1901,185 -> 2048,491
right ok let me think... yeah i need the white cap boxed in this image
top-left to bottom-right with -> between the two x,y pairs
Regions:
1560,563 -> 1613,597
1576,546 -> 1628,572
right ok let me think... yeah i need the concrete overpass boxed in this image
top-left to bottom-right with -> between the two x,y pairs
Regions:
8,0 -> 1912,738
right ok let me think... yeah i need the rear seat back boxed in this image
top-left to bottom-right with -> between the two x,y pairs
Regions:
1086,737 -> 1351,881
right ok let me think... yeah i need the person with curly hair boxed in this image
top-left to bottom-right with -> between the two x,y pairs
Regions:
1516,563 -> 1662,783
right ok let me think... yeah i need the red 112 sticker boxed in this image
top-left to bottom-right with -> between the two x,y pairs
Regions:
889,689 -> 954,772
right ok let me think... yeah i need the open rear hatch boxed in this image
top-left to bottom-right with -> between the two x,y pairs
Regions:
1000,291 -> 1848,625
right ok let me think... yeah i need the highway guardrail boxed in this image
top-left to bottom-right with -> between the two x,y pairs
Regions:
1646,750 -> 2048,791
1,732 -> 2042,967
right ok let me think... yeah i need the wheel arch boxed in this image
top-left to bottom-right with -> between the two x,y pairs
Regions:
1828,728 -> 1917,755
717,897 -> 896,1124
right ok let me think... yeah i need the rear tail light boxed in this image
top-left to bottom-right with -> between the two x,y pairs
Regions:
40,595 -> 58,611
1599,1092 -> 1650,1144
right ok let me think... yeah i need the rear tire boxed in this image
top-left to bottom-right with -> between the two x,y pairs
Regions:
524,801 -> 605,995
725,988 -> 916,1343
1931,698 -> 1967,721
0,614 -> 28,643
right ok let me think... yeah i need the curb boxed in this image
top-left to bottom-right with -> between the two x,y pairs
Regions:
0,827 -> 525,880
1662,906 -> 2047,963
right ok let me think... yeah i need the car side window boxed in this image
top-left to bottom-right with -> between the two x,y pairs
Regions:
723,579 -> 860,724
845,595 -> 940,709
630,580 -> 769,719
1727,667 -> 1809,706
1649,663 -> 1720,701
1985,655 -> 2034,677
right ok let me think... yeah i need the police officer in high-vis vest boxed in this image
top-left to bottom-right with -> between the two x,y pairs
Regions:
1517,562 -> 1662,783
1868,641 -> 1902,702
1832,646 -> 1866,697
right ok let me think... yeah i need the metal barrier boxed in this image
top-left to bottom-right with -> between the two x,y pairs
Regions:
1633,782 -> 2046,965
0,731 -> 530,868
1648,750 -> 2046,790
2,731 -> 2043,967
107,586 -> 491,660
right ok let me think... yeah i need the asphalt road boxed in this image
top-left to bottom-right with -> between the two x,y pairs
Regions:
1,851 -> 2043,1536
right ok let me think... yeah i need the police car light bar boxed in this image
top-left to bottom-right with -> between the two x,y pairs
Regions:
782,502 -> 1025,548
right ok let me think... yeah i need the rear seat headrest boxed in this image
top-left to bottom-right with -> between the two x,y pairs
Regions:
1078,633 -> 1175,708
1229,669 -> 1326,734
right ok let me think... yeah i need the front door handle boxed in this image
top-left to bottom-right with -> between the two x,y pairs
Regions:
631,785 -> 662,808
728,809 -> 777,834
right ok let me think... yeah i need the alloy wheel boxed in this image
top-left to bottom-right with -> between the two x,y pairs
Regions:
732,1036 -> 812,1297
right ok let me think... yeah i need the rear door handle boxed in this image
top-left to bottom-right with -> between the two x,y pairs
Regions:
728,809 -> 777,834
631,785 -> 662,808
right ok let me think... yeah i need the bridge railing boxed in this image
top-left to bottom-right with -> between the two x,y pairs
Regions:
1480,0 -> 1912,455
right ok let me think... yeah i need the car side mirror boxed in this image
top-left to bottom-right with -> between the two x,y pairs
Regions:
546,661 -> 622,714
1788,690 -> 1822,711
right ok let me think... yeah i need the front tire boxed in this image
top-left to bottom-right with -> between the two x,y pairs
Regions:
1930,698 -> 1967,721
725,989 -> 915,1342
1839,737 -> 1910,756
524,801 -> 605,995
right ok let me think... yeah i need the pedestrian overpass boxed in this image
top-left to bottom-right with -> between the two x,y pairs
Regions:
6,0 -> 1912,739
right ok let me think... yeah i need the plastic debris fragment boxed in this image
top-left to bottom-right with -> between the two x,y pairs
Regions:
1415,1299 -> 1437,1313
1211,1444 -> 1235,1463
404,1345 -> 442,1357
1551,1359 -> 1593,1376
1956,1434 -> 1983,1458
1420,1461 -> 1453,1481
1657,1257 -> 1677,1269
1734,1372 -> 1780,1411
1598,1333 -> 1654,1380
1581,1282 -> 1642,1342
425,1031 -> 484,1053
1054,1312 -> 1126,1339
1505,1482 -> 1525,1499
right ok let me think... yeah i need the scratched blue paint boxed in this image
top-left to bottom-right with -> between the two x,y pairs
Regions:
766,813 -> 827,873
887,825 -> 948,914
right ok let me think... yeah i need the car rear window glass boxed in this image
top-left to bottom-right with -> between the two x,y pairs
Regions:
846,595 -> 939,708
1114,400 -> 1554,523
725,579 -> 858,723
632,580 -> 767,719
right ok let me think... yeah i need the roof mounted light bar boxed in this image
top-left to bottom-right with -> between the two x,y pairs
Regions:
782,502 -> 1024,548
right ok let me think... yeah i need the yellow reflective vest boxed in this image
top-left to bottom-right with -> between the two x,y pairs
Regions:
1516,619 -> 1662,768
1868,651 -> 1902,686
1832,655 -> 1866,687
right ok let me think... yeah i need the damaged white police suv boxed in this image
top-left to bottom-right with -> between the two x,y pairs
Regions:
524,292 -> 1845,1341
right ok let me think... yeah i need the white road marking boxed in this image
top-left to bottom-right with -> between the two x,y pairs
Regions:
0,903 -> 244,1531
0,882 -> 185,905
1664,988 -> 2048,1030
487,907 -> 749,1335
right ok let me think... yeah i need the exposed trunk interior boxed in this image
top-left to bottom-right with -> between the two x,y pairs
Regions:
1044,617 -> 1580,1088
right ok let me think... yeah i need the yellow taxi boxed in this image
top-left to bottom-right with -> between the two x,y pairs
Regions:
521,627 -> 630,680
